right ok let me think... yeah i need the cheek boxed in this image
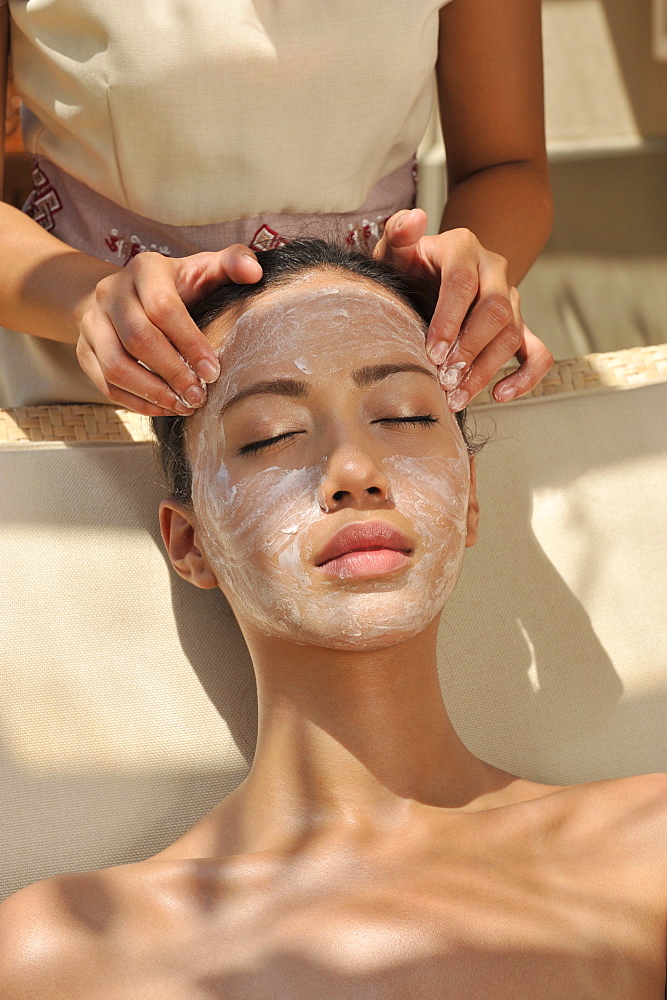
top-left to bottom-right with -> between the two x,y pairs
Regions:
383,453 -> 470,547
193,461 -> 324,576
380,453 -> 470,621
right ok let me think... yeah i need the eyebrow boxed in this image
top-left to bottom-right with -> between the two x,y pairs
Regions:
352,362 -> 437,387
220,378 -> 309,414
220,362 -> 436,414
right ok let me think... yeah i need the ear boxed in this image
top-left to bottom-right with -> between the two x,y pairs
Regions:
465,454 -> 479,548
159,500 -> 219,589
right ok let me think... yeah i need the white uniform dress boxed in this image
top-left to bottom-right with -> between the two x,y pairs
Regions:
0,0 -> 447,406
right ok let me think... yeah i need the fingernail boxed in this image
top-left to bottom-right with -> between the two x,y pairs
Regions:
448,388 -> 469,411
184,384 -> 206,406
394,209 -> 412,230
174,399 -> 192,415
197,358 -> 220,382
495,384 -> 517,402
428,341 -> 449,367
438,365 -> 465,390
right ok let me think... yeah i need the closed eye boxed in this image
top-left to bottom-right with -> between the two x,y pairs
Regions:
238,431 -> 306,456
373,415 -> 439,427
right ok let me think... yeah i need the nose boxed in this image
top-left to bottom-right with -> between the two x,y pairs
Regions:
318,445 -> 392,512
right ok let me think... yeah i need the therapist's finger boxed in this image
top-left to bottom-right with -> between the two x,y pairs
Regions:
491,325 -> 554,402
77,313 -> 194,415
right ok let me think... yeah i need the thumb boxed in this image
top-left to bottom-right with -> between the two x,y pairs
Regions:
375,208 -> 429,265
176,245 -> 264,303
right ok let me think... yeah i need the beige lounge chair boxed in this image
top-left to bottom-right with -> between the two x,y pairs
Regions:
1,345 -> 665,901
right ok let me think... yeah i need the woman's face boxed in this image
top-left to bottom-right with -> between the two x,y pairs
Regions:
187,272 -> 475,650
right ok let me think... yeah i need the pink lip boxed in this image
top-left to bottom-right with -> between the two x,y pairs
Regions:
314,521 -> 414,578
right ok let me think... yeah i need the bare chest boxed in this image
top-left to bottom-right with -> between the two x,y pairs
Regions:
101,849 -> 665,1000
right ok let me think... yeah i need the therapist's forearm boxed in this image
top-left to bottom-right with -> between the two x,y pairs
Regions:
439,160 -> 553,287
0,200 -> 119,343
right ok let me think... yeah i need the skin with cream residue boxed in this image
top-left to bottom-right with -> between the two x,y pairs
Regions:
188,282 -> 471,649
293,358 -> 313,374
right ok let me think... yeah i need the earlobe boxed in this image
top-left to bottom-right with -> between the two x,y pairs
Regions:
465,454 -> 480,548
158,500 -> 219,589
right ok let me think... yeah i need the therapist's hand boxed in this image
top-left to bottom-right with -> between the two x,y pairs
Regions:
75,246 -> 263,415
374,208 -> 553,410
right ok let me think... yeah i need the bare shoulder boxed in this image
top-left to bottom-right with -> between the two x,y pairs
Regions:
586,771 -> 667,837
560,772 -> 667,887
0,872 -> 114,1000
611,771 -> 667,852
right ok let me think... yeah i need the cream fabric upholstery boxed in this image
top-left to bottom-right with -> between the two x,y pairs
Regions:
1,352 -> 666,901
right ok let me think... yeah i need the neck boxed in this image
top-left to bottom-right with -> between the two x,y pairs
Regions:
216,619 -> 511,854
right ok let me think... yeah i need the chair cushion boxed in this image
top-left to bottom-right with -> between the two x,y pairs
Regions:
1,347 -> 665,899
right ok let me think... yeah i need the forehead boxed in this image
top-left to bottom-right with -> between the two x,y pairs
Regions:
206,272 -> 429,374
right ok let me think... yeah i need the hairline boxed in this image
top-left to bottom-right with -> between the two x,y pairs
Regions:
200,265 -> 427,351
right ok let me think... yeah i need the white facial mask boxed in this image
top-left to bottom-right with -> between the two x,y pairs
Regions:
189,283 -> 471,650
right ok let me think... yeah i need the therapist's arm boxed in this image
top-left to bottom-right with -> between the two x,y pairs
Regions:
437,0 -> 552,284
377,0 -> 553,407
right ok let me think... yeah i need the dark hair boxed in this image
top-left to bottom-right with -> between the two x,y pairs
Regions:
152,238 -> 478,505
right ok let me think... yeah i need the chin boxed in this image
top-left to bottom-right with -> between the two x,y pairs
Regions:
236,591 -> 446,652
295,624 -> 431,652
